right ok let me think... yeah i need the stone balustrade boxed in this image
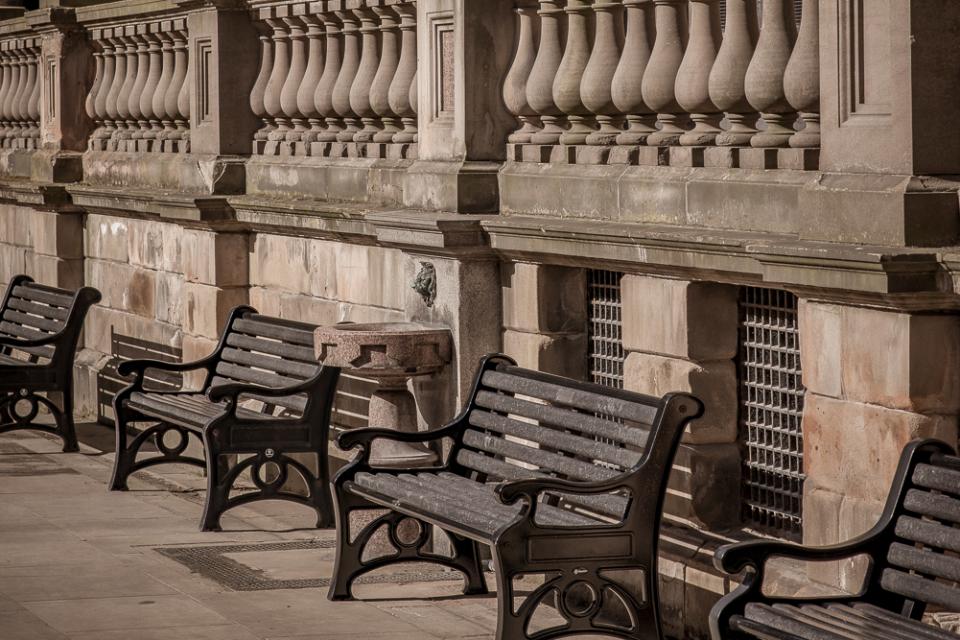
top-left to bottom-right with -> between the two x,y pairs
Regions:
0,35 -> 39,151
249,0 -> 418,160
86,18 -> 191,154
504,0 -> 819,169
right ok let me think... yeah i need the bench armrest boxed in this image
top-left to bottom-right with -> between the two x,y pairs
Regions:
117,356 -> 216,378
496,473 -> 632,506
0,330 -> 66,350
714,534 -> 878,577
337,422 -> 461,451
206,366 -> 335,405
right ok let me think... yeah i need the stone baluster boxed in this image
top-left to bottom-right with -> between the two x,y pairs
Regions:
408,67 -> 418,142
94,33 -> 119,142
709,0 -> 759,145
250,21 -> 274,144
153,28 -> 176,142
140,30 -> 164,143
165,24 -> 189,146
642,0 -> 688,146
116,30 -> 139,141
25,44 -> 38,144
104,32 -> 127,142
745,0 -> 796,147
612,0 -> 655,145
333,8 -> 361,142
784,0 -> 818,147
128,29 -> 151,143
390,2 -> 418,144
264,18 -> 290,142
177,38 -> 191,152
582,0 -> 623,146
554,0 -> 595,145
10,46 -> 27,142
280,16 -> 308,142
314,12 -> 343,143
0,48 -> 13,141
675,0 -> 722,145
503,1 -> 540,143
350,6 -> 382,142
297,14 -> 325,144
527,0 -> 565,144
370,6 -> 401,143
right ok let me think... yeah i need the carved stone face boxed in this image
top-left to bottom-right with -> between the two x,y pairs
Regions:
412,261 -> 437,308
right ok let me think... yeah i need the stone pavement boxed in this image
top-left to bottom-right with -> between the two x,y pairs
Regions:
0,424 -> 542,640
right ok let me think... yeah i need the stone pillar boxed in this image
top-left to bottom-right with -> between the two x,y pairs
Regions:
501,262 -> 587,378
31,12 -> 92,182
621,275 -> 741,530
405,0 -> 516,213
799,301 -> 960,590
802,0 -> 960,246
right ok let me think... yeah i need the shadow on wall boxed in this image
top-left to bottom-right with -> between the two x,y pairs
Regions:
96,328 -> 182,426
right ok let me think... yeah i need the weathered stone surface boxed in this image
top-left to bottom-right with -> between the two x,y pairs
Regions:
624,352 -> 738,444
31,212 -> 83,258
86,259 -> 156,317
622,275 -> 738,361
799,301 -> 843,398
803,392 -> 958,503
182,283 -> 250,340
665,443 -> 742,530
30,254 -> 84,291
156,272 -> 185,326
503,330 -> 587,380
127,220 -> 167,270
183,230 -> 250,287
83,305 -> 182,357
251,234 -> 311,295
85,214 -> 130,263
501,262 -> 587,333
840,307 -> 960,412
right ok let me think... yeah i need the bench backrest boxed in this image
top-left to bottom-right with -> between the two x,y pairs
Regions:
0,275 -> 101,367
869,439 -> 960,618
452,357 -> 664,521
207,307 -> 323,418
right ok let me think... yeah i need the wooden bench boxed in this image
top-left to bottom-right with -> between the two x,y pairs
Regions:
711,438 -> 960,640
109,305 -> 341,532
328,353 -> 703,640
0,275 -> 101,452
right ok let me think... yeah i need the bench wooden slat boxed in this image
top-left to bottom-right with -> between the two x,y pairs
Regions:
730,616 -> 805,640
913,463 -> 960,497
6,297 -> 69,321
220,347 -> 319,380
208,376 -> 307,413
215,361 -> 302,389
225,333 -> 317,364
743,603 -> 850,640
231,317 -> 315,347
468,408 -> 641,470
487,364 -> 660,425
887,542 -> 960,584
0,322 -> 56,359
894,515 -> 960,554
11,284 -> 73,308
779,604 -> 918,640
127,392 -> 285,429
2,308 -> 65,333
849,604 -> 960,640
474,390 -> 650,449
462,429 -> 619,483
455,449 -> 630,519
880,569 -> 960,612
902,489 -> 960,525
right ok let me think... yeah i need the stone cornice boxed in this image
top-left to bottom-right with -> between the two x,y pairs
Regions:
67,185 -> 239,226
73,0 -> 182,25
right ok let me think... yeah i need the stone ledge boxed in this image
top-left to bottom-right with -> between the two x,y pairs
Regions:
0,179 -> 77,212
68,185 -> 238,224
81,151 -> 246,195
483,215 -> 958,302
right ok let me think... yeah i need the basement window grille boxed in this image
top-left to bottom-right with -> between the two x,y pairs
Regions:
739,287 -> 805,540
587,270 -> 626,393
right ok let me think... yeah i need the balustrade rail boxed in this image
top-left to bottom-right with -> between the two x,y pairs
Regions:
504,0 -> 819,168
249,0 -> 418,160
86,18 -> 191,154
0,35 -> 40,151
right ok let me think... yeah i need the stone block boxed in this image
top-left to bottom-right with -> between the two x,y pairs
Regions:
31,212 -> 83,258
703,147 -> 740,169
739,148 -> 778,170
0,205 -> 33,247
801,487 -> 843,588
503,330 -> 588,380
306,239 -> 340,301
83,305 -> 182,357
0,244 -> 28,284
501,262 -> 587,333
30,254 -> 84,291
279,293 -> 341,326
248,286 -> 282,316
622,275 -> 739,361
182,335 -> 219,390
85,214 -> 129,262
160,223 -> 183,273
156,272 -> 185,325
799,301 -> 843,398
252,234 -> 311,295
624,352 -> 738,444
183,230 -> 250,286
182,283 -> 250,339
86,259 -> 156,317
841,307 -> 960,412
802,393 -> 958,503
127,219 -> 166,269
665,443 -> 742,530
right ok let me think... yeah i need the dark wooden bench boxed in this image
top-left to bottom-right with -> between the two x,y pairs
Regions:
0,275 -> 101,452
711,438 -> 960,640
109,305 -> 341,532
328,353 -> 703,640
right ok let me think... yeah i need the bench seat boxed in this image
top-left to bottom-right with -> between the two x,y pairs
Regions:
733,602 -> 958,640
125,392 -> 285,429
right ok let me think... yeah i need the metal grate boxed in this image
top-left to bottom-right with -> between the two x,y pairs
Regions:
587,270 -> 625,391
739,287 -> 805,540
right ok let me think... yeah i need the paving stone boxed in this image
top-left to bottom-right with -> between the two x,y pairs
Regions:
0,564 -> 177,602
25,595 -> 230,633
0,610 -> 68,639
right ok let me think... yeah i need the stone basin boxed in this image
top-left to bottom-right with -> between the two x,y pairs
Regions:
314,322 -> 452,380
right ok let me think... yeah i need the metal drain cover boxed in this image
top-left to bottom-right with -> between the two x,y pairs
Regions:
156,540 -> 463,591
